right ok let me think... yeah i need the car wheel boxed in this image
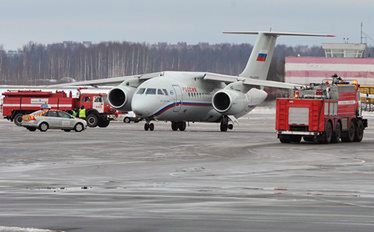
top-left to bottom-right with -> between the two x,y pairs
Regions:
39,122 -> 49,132
123,117 -> 131,123
86,113 -> 99,127
14,113 -> 23,126
74,123 -> 84,132
63,129 -> 71,132
27,127 -> 37,132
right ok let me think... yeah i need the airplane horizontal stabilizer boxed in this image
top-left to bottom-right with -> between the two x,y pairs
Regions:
223,31 -> 335,37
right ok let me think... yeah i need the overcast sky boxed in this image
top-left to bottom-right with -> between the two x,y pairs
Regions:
0,0 -> 373,50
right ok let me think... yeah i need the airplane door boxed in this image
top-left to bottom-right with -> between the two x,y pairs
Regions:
172,85 -> 182,112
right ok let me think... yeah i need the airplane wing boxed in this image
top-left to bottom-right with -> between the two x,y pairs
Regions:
203,72 -> 301,89
49,72 -> 163,88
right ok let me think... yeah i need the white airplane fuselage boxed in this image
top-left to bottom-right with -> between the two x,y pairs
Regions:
131,71 -> 267,122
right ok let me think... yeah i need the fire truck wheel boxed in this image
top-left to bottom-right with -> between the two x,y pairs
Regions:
279,135 -> 291,143
98,119 -> 110,128
303,136 -> 314,142
318,121 -> 333,144
341,120 -> 356,142
331,122 -> 342,143
74,123 -> 84,132
14,113 -> 23,126
354,120 -> 364,142
39,122 -> 49,132
86,113 -> 99,127
290,135 -> 301,143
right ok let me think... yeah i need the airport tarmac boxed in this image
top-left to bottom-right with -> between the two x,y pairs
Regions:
0,107 -> 374,232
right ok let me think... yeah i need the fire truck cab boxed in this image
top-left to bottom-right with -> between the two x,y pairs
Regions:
276,77 -> 368,144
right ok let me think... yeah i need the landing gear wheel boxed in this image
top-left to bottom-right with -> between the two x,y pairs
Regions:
331,122 -> 341,143
220,116 -> 229,132
354,119 -> 364,142
14,113 -> 23,126
149,123 -> 154,131
86,113 -> 99,127
171,122 -> 178,131
228,124 -> 233,130
144,123 -> 149,131
318,121 -> 333,144
39,122 -> 49,132
341,120 -> 356,142
74,123 -> 84,132
178,122 -> 186,131
98,118 -> 110,128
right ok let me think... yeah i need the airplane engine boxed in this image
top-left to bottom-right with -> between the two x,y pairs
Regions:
108,85 -> 137,111
212,89 -> 249,115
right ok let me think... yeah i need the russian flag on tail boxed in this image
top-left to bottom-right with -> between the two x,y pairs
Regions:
257,53 -> 267,62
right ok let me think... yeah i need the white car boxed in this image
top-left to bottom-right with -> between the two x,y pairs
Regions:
21,109 -> 87,132
123,111 -> 142,123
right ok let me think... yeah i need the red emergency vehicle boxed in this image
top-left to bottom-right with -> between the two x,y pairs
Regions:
276,77 -> 368,144
2,89 -> 116,127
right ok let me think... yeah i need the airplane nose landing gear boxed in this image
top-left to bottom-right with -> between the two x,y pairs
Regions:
220,116 -> 233,132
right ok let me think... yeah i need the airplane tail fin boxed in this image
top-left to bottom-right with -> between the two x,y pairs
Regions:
223,31 -> 334,80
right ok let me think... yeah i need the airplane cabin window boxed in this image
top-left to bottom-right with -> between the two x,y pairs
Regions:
146,88 -> 156,95
137,88 -> 146,94
157,89 -> 164,95
163,89 -> 168,95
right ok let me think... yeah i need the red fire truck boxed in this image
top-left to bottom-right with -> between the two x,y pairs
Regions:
276,77 -> 368,144
2,89 -> 116,127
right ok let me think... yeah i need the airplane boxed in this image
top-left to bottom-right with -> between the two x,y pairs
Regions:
30,31 -> 336,132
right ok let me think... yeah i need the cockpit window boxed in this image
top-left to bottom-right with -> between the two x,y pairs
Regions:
157,89 -> 164,95
163,89 -> 168,95
137,88 -> 146,94
145,88 -> 156,95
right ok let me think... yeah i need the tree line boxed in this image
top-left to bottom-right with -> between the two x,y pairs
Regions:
0,41 -> 372,85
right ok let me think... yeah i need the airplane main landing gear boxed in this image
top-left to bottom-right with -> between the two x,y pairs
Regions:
144,122 -> 154,131
171,122 -> 186,131
220,116 -> 233,132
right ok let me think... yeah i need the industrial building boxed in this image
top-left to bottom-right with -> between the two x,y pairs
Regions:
285,42 -> 374,110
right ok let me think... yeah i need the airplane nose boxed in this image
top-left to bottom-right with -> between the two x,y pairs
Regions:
132,96 -> 154,117
132,99 -> 146,117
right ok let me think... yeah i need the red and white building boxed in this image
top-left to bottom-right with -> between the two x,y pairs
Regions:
285,43 -> 374,86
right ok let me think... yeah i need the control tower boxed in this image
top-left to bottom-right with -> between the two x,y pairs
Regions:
322,43 -> 366,58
